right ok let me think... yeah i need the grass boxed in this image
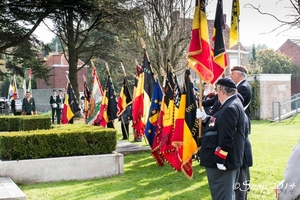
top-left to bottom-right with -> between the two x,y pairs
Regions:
18,115 -> 300,200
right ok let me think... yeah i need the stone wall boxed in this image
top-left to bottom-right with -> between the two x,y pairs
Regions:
17,89 -> 84,113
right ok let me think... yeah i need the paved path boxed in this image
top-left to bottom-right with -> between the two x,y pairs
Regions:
0,177 -> 26,200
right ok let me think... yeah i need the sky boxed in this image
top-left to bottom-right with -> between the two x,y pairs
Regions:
206,0 -> 300,50
34,0 -> 300,50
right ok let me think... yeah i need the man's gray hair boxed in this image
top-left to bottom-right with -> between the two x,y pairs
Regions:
219,85 -> 237,96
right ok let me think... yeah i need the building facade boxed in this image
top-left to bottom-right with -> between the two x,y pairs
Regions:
277,39 -> 300,95
36,53 -> 88,92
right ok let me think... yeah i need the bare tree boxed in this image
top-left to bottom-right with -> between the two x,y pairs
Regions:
245,0 -> 300,43
131,0 -> 194,74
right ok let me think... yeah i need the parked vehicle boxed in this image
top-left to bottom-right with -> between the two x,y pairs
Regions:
11,98 -> 23,115
0,97 -> 10,115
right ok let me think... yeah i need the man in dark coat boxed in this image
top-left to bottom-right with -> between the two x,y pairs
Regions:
197,78 -> 245,200
22,91 -> 36,115
50,90 -> 58,124
230,66 -> 252,118
230,65 -> 253,200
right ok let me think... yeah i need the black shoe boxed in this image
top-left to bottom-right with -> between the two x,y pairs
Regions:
122,138 -> 128,140
134,138 -> 142,142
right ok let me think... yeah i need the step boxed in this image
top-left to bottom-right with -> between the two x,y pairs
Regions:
0,177 -> 26,200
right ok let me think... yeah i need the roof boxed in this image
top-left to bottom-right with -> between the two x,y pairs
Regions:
44,53 -> 85,67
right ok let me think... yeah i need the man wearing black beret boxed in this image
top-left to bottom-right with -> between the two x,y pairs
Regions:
197,77 -> 245,200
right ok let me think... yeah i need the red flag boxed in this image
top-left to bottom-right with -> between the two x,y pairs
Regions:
188,0 -> 214,83
159,79 -> 181,171
211,0 -> 228,84
83,76 -> 90,122
97,75 -> 118,127
172,69 -> 199,179
132,71 -> 145,139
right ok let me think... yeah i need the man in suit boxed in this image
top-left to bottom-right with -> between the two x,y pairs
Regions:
22,91 -> 36,115
197,78 -> 245,200
230,65 -> 253,200
50,89 -> 58,124
230,65 -> 252,118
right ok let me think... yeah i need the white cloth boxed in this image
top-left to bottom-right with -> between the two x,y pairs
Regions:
277,140 -> 300,200
196,107 -> 207,120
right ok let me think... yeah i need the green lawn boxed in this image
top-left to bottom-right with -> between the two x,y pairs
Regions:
19,115 -> 300,200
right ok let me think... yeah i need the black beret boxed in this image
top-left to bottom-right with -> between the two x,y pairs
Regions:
231,65 -> 247,74
216,78 -> 237,89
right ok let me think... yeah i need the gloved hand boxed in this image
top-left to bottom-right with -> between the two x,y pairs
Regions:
217,163 -> 227,170
196,107 -> 207,120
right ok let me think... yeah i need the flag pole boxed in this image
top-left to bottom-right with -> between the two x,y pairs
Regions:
120,62 -> 129,141
184,53 -> 202,148
237,17 -> 241,65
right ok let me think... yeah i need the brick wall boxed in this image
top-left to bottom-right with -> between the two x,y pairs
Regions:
278,39 -> 300,95
248,74 -> 291,120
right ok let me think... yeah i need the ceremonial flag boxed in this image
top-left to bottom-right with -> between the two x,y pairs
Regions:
11,75 -> 18,100
28,69 -> 32,96
172,69 -> 199,179
211,0 -> 228,84
87,66 -> 103,125
97,75 -> 118,127
117,76 -> 132,117
188,0 -> 214,83
160,77 -> 181,171
8,82 -> 13,102
61,82 -> 80,124
132,64 -> 142,100
23,79 -> 26,98
142,51 -> 155,125
229,0 -> 240,48
145,80 -> 163,148
83,75 -> 90,122
132,70 -> 144,139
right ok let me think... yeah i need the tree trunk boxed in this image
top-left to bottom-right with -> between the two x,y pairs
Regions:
66,7 -> 79,99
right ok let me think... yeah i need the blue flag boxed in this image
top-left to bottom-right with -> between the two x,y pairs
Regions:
145,80 -> 163,148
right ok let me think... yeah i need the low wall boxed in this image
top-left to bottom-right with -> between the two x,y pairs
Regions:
0,152 -> 123,184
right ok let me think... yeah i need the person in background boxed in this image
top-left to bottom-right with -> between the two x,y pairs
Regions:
276,140 -> 300,200
197,78 -> 245,200
50,89 -> 58,124
230,65 -> 253,199
4,99 -> 9,115
56,90 -> 64,124
22,91 -> 36,115
11,95 -> 16,115
230,66 -> 252,118
119,105 -> 132,140
235,94 -> 253,200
